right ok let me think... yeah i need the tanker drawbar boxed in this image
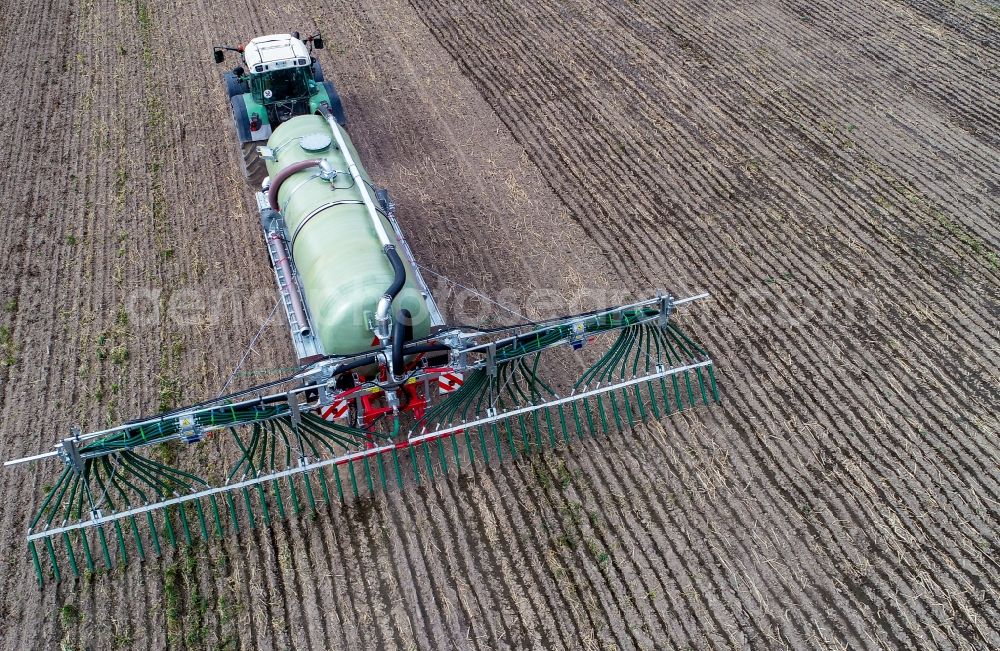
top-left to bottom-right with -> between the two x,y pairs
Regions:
5,34 -> 720,586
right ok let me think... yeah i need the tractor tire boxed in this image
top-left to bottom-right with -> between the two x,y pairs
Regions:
322,81 -> 347,125
241,141 -> 267,189
312,59 -> 324,82
224,72 -> 248,98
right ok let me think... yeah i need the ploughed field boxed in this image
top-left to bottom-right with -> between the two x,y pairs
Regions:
0,0 -> 997,649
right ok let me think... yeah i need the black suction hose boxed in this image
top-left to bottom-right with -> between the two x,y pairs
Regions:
383,246 -> 406,304
340,241 -> 449,380
382,245 -> 409,377
331,355 -> 378,376
392,307 -> 413,378
403,343 -> 450,356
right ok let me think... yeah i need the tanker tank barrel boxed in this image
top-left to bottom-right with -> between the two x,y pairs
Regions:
261,113 -> 432,358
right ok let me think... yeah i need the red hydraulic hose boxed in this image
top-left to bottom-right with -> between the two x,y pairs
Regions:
267,159 -> 321,211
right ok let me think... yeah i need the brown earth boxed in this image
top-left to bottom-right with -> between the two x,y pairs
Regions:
0,0 -> 997,649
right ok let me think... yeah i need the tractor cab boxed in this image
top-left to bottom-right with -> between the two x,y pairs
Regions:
243,35 -> 317,123
214,31 -> 346,186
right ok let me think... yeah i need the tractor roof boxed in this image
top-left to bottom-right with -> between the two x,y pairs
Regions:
243,34 -> 311,73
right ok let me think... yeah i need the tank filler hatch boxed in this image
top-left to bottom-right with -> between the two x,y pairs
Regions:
300,132 -> 332,152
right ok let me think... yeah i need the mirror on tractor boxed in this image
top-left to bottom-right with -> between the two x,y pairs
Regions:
214,49 -> 224,63
313,37 -> 324,50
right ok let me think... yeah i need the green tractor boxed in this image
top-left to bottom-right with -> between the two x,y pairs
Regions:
214,32 -> 347,186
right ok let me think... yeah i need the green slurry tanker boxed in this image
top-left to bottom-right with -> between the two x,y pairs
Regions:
262,114 -> 431,358
6,32 -> 720,586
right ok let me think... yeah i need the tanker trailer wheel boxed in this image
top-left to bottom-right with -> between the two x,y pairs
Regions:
241,141 -> 267,188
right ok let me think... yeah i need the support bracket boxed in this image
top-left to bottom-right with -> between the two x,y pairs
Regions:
486,342 -> 498,377
58,434 -> 85,474
657,292 -> 675,328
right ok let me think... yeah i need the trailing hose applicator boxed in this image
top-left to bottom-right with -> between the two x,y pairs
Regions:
4,31 -> 719,587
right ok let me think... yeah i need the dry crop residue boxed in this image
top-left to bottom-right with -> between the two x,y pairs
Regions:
0,0 -> 997,649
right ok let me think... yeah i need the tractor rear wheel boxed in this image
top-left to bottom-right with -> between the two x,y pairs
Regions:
224,72 -> 249,98
241,141 -> 267,188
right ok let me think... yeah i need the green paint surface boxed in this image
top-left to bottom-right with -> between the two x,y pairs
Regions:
266,115 -> 430,355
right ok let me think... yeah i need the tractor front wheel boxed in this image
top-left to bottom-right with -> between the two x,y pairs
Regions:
241,141 -> 266,188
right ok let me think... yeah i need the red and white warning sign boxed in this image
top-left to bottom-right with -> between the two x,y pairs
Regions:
319,398 -> 350,422
438,370 -> 464,394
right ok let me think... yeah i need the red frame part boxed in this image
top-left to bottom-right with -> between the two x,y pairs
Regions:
318,366 -> 460,444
